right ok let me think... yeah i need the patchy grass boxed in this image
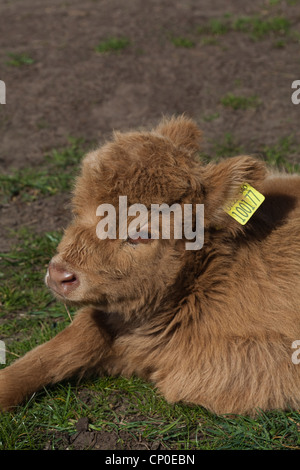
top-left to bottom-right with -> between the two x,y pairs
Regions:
261,136 -> 300,172
200,37 -> 220,46
200,18 -> 230,36
213,133 -> 244,158
200,132 -> 300,175
202,112 -> 220,122
220,93 -> 261,110
197,14 -> 291,41
0,227 -> 74,378
170,36 -> 195,48
0,137 -> 85,203
5,52 -> 35,67
95,37 -> 130,54
232,16 -> 290,40
0,228 -> 62,316
273,38 -> 286,48
2,375 -> 300,450
201,409 -> 300,449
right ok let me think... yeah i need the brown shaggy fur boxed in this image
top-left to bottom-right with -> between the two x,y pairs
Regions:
1,115 -> 300,416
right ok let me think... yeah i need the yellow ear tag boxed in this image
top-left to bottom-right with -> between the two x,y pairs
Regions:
224,183 -> 265,225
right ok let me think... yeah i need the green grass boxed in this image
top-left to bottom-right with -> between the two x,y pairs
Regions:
201,410 -> 300,449
0,137 -> 85,203
95,37 -> 130,54
200,37 -> 220,46
232,16 -> 290,39
197,14 -> 291,41
2,377 -> 300,450
6,52 -> 35,67
0,228 -> 75,412
206,18 -> 230,35
213,133 -> 244,158
197,18 -> 229,36
261,136 -> 300,173
274,38 -> 286,48
0,228 -> 62,316
220,93 -> 261,110
200,132 -> 300,175
202,112 -> 220,122
171,10 -> 295,51
170,36 -> 195,48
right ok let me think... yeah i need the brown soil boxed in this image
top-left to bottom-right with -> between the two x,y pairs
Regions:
44,417 -> 165,450
0,0 -> 299,450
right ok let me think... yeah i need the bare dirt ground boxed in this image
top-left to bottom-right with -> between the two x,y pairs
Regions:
0,0 -> 300,450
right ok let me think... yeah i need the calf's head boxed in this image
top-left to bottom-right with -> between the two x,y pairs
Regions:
46,116 -> 266,318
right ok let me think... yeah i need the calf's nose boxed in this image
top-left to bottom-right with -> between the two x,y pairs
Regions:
47,261 -> 79,296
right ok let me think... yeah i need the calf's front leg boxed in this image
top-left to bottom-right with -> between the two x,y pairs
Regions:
0,307 -> 112,411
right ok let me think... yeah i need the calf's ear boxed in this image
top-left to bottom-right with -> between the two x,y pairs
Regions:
155,115 -> 202,153
202,155 -> 267,234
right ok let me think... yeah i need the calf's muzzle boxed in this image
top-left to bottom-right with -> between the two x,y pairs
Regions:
46,261 -> 79,297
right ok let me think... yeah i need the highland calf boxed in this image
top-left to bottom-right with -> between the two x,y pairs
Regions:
1,116 -> 300,415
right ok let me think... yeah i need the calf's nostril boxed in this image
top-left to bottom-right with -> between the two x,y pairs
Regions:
61,272 -> 77,284
47,262 -> 79,295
